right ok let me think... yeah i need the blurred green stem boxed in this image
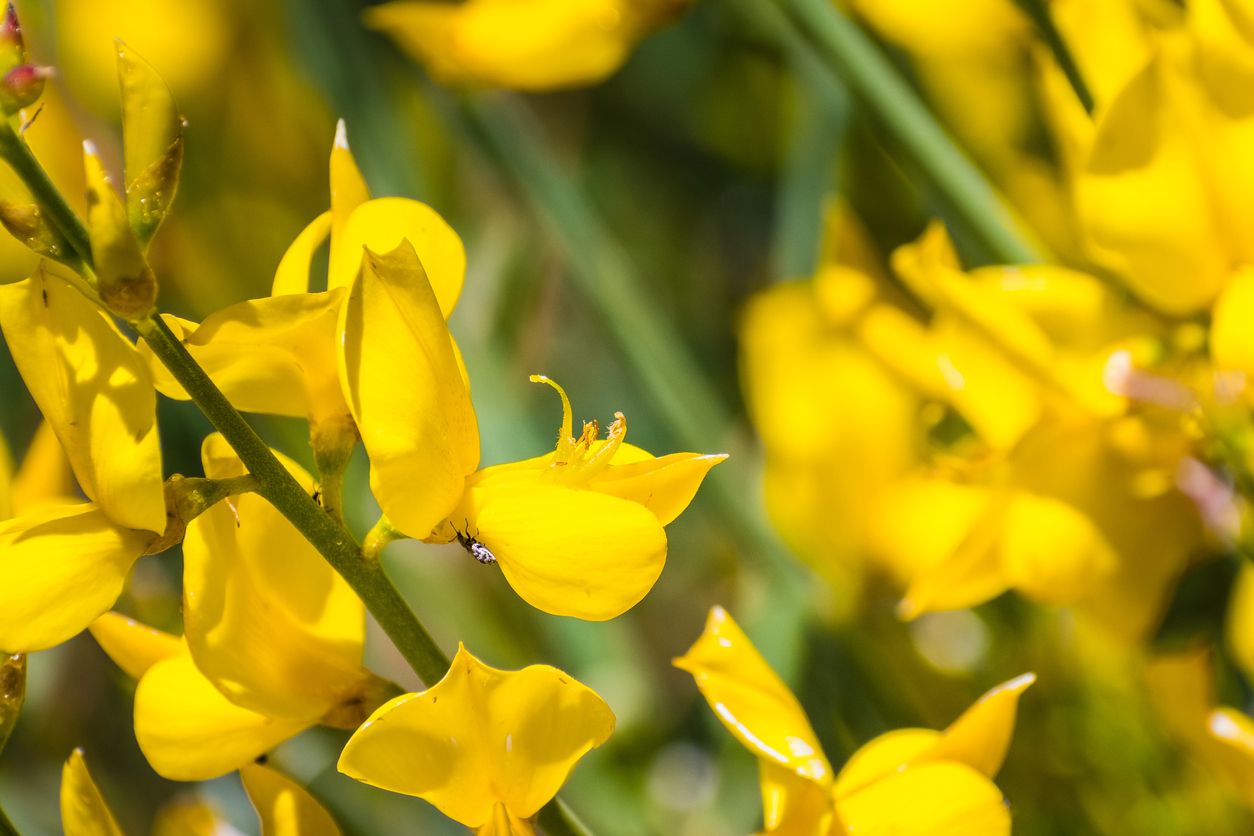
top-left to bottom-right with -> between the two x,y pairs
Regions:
0,122 -> 452,688
764,0 -> 1042,264
0,804 -> 17,836
1014,0 -> 1095,114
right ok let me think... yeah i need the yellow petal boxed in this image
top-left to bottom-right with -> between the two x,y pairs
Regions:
135,654 -> 308,781
0,503 -> 149,653
835,761 -> 1010,836
0,262 -> 165,533
89,612 -> 182,680
117,41 -> 183,246
61,749 -> 124,836
0,433 -> 10,520
151,797 -> 221,836
1208,708 -> 1254,810
10,420 -> 79,514
1075,50 -> 1230,314
1227,564 -> 1254,683
873,480 -> 1008,618
328,120 -> 371,282
329,197 -> 465,315
338,242 -> 479,538
586,451 -> 727,525
471,484 -> 667,620
476,803 -> 536,835
759,761 -> 837,836
339,644 -> 614,827
1000,494 -> 1116,604
922,673 -> 1036,777
834,729 -> 942,800
365,0 -> 657,90
272,212 -> 332,296
673,607 -> 832,785
183,435 -> 369,722
240,762 -> 343,836
139,291 -> 347,425
1212,266 -> 1254,373
83,141 -> 157,319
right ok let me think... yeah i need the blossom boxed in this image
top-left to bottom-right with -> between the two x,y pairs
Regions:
140,120 -> 467,444
365,0 -> 687,90
0,260 -> 165,653
675,607 -> 1032,834
424,375 -> 726,620
89,434 -> 388,780
741,213 -> 1200,637
339,644 -> 614,834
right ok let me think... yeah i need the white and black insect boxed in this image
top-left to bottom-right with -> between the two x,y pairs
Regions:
456,529 -> 497,565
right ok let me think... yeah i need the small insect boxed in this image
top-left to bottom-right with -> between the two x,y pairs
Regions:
456,527 -> 497,565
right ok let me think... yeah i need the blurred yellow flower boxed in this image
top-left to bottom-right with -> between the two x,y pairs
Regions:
426,375 -> 726,620
89,435 -> 388,781
339,643 -> 614,834
1041,0 -> 1254,316
60,745 -> 342,835
366,0 -> 687,90
675,606 -> 1032,834
0,262 -> 165,653
742,212 -> 1200,637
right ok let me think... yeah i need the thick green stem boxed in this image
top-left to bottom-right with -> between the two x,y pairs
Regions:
768,0 -> 1042,265
136,315 -> 451,685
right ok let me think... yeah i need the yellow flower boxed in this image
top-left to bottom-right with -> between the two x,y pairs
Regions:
0,261 -> 165,653
365,0 -> 687,90
675,607 -> 1031,835
744,213 -> 1199,636
89,434 -> 388,781
60,747 -> 342,835
339,643 -> 614,834
142,120 -> 468,445
1041,0 -> 1254,315
422,375 -> 726,620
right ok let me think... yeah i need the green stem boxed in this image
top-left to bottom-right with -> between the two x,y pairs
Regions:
0,803 -> 18,836
537,798 -> 592,836
768,0 -> 1042,265
0,125 -> 91,264
1014,0 -> 1095,115
136,315 -> 451,686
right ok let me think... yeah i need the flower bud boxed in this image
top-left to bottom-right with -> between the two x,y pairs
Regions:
83,141 -> 157,320
0,5 -> 47,116
0,199 -> 71,262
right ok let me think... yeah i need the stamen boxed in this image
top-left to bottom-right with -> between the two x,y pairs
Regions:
530,374 -> 575,462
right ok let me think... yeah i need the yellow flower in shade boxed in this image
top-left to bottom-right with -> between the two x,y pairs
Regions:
60,747 -> 342,836
675,607 -> 1033,835
338,644 -> 614,834
421,375 -> 726,620
88,434 -> 389,780
0,261 -> 165,653
365,0 -> 687,90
